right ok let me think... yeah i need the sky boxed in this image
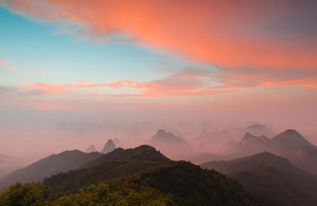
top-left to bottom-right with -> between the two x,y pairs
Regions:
0,0 -> 317,159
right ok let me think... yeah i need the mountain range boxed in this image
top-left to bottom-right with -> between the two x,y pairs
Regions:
0,145 -> 259,206
228,129 -> 317,176
201,152 -> 317,206
1,128 -> 316,205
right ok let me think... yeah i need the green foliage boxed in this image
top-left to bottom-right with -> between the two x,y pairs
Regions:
133,161 -> 257,206
0,182 -> 48,206
0,182 -> 175,206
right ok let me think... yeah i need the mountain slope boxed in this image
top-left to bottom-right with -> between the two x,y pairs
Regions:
0,161 -> 259,206
133,161 -> 258,205
44,145 -> 171,194
291,146 -> 317,176
201,152 -> 317,206
43,145 -> 259,205
0,150 -> 102,189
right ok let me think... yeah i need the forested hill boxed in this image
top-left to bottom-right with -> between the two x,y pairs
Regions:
0,145 -> 263,206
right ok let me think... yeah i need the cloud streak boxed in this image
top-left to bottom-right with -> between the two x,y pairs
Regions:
22,68 -> 317,99
24,80 -> 135,93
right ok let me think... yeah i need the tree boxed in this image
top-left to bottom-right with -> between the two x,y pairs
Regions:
0,183 -> 47,206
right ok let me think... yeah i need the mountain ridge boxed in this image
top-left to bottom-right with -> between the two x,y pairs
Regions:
0,150 -> 102,189
201,152 -> 317,206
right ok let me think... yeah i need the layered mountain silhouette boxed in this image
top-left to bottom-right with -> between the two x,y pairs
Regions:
230,129 -> 313,155
43,145 -> 258,205
101,139 -> 116,154
148,129 -> 193,160
1,128 -> 316,205
85,145 -> 97,153
0,145 -> 260,205
0,150 -> 101,189
0,139 -> 118,189
240,132 -> 270,145
201,152 -> 317,206
227,129 -> 317,176
237,132 -> 272,155
150,129 -> 187,145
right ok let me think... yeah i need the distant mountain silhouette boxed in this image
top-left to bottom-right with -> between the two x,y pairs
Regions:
43,145 -> 258,205
149,129 -> 192,160
228,129 -> 314,157
269,130 -> 317,176
239,132 -> 271,150
201,152 -> 317,206
101,139 -> 116,154
0,150 -> 101,189
85,145 -> 97,153
150,129 -> 187,145
227,132 -> 273,157
240,132 -> 270,145
245,123 -> 275,137
272,129 -> 313,152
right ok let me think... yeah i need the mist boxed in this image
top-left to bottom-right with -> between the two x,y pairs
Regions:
1,95 -> 316,174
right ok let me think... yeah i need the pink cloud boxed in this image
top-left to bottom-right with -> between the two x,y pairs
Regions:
23,80 -> 135,93
217,69 -> 317,90
22,70 -> 230,97
2,0 -> 317,70
23,68 -> 317,99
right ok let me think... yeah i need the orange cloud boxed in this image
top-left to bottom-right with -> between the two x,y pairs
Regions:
2,0 -> 317,69
0,61 -> 7,65
261,78 -> 317,90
